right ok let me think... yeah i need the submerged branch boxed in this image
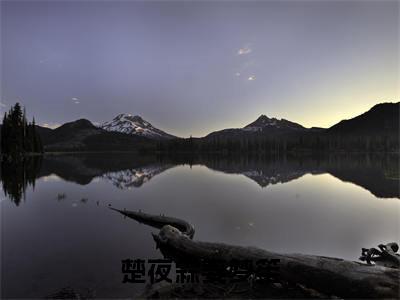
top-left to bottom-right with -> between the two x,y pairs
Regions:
109,207 -> 195,238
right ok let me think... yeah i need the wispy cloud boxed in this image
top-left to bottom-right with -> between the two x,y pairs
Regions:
248,75 -> 256,81
235,72 -> 241,77
0,102 -> 6,108
39,58 -> 50,64
72,97 -> 80,104
39,53 -> 58,65
237,46 -> 252,55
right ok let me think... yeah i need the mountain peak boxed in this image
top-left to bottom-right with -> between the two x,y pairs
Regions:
244,114 -> 305,131
101,114 -> 176,140
59,118 -> 96,130
114,113 -> 143,121
255,114 -> 271,122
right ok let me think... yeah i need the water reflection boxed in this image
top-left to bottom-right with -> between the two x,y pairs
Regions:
1,153 -> 399,298
0,156 -> 42,205
102,164 -> 174,189
38,154 -> 161,185
0,153 -> 399,206
195,154 -> 399,198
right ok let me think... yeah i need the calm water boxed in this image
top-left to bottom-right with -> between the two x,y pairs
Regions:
1,154 -> 399,298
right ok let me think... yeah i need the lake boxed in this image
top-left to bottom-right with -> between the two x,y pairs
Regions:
1,153 -> 399,298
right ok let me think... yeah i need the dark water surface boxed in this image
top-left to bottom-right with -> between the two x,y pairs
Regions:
1,153 -> 399,298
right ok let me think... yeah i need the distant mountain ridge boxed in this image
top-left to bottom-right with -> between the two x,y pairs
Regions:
244,115 -> 306,131
206,113 -> 309,139
1,102 -> 398,152
205,102 -> 399,140
327,102 -> 399,135
100,114 -> 176,140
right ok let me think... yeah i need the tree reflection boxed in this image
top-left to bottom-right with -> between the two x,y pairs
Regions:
0,156 -> 42,205
0,153 -> 398,205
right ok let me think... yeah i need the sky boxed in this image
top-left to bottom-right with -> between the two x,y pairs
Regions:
1,0 -> 399,137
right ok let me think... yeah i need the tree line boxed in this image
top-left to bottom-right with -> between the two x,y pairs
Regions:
156,131 -> 399,154
1,102 -> 43,158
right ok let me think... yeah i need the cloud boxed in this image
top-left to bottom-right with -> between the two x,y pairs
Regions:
39,58 -> 50,64
42,123 -> 61,129
248,75 -> 256,81
237,47 -> 252,55
72,97 -> 80,104
235,72 -> 241,76
0,102 -> 6,108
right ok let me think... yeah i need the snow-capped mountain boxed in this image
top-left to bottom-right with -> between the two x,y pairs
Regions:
101,164 -> 173,189
100,114 -> 176,140
243,115 -> 305,131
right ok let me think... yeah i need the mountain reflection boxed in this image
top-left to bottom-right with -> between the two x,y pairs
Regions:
193,154 -> 399,198
101,164 -> 174,189
1,153 -> 398,205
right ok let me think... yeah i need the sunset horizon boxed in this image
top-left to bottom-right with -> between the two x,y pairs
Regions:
2,0 -> 398,137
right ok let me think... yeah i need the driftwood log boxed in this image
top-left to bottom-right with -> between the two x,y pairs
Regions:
111,208 -> 400,298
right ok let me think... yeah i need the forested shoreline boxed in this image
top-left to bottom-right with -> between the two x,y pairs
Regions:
0,102 -> 398,155
156,132 -> 399,154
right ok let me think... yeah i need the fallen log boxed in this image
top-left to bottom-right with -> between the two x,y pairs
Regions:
111,208 -> 400,298
154,225 -> 399,298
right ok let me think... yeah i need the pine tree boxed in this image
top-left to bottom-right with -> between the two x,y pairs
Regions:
1,103 -> 43,157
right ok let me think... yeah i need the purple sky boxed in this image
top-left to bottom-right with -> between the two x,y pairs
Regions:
1,0 -> 398,137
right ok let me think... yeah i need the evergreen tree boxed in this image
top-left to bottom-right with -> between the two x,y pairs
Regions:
1,103 -> 43,158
